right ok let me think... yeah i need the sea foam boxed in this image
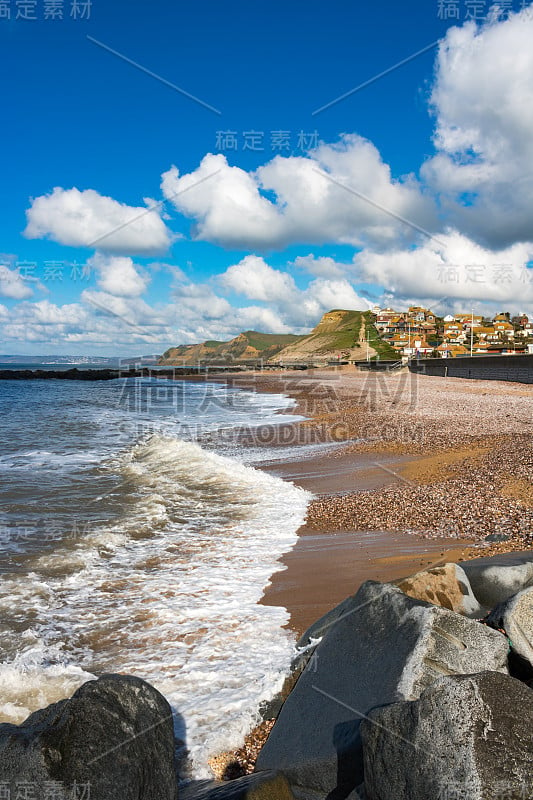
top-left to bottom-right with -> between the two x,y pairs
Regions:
0,434 -> 310,776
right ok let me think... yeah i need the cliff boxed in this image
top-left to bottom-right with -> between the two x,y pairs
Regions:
158,331 -> 303,366
158,310 -> 397,366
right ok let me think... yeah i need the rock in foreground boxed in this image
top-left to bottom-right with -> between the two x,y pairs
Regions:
486,586 -> 533,670
256,581 -> 508,799
462,558 -> 533,608
361,671 -> 533,800
0,674 -> 178,800
396,562 -> 482,617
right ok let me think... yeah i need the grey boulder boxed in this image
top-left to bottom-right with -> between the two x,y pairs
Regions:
256,581 -> 508,799
362,671 -> 533,800
486,586 -> 533,669
0,673 -> 178,800
462,558 -> 533,609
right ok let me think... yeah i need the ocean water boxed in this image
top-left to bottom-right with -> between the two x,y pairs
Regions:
0,374 -> 311,776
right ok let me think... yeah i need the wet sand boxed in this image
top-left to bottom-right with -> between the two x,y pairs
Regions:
260,445 -> 473,636
262,449 -> 417,495
261,527 -> 472,637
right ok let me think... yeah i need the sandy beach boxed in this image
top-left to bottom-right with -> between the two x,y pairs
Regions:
223,367 -> 532,636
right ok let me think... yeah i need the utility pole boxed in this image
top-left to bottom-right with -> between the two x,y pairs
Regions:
366,330 -> 370,362
470,308 -> 474,357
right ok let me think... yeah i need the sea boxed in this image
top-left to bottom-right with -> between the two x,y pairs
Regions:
0,364 -> 313,777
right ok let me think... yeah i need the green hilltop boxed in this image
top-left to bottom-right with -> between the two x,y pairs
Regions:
158,310 -> 396,365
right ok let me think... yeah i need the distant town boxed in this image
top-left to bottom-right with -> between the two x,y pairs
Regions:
372,306 -> 533,359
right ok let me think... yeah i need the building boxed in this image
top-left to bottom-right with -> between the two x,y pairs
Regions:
437,343 -> 469,358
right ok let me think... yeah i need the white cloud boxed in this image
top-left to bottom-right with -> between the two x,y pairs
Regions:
161,135 -> 436,251
292,254 -> 348,279
423,8 -> 533,247
353,230 -> 533,308
25,187 -> 173,256
0,265 -> 34,299
219,255 -> 369,329
220,255 -> 297,301
88,253 -> 150,297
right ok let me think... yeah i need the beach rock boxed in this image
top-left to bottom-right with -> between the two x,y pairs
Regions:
260,595 -> 364,721
361,671 -> 533,800
0,673 -> 178,800
484,533 -> 510,543
180,771 -> 295,799
296,593 -> 365,649
486,586 -> 533,669
255,581 -> 508,799
396,562 -> 482,617
462,558 -> 533,608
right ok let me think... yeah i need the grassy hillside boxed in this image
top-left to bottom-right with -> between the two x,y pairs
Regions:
159,310 -> 396,365
270,310 -> 367,361
159,331 -> 303,365
363,312 -> 398,360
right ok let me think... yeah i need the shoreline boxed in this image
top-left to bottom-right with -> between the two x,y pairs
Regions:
220,367 -> 532,637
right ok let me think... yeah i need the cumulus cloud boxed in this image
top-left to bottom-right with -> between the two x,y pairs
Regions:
292,254 -> 348,279
0,265 -> 34,299
353,230 -> 533,308
161,135 -> 437,251
422,8 -> 533,247
88,253 -> 150,297
25,187 -> 173,256
219,255 -> 369,329
220,255 -> 297,301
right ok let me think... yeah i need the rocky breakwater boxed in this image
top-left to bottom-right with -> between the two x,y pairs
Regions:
255,557 -> 533,800
4,557 -> 533,800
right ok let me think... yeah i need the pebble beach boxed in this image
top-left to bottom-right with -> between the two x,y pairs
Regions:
247,368 -> 533,544
229,367 -> 533,632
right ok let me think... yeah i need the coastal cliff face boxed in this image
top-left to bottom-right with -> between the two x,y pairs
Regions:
157,309 -> 396,366
158,331 -> 303,366
4,557 -> 533,800
270,309 -> 373,362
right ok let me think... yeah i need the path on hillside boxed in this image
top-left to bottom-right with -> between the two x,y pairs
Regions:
357,315 -> 378,360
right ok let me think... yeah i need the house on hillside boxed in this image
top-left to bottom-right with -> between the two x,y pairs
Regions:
443,323 -> 466,343
493,321 -> 515,339
437,343 -> 469,358
404,337 -> 434,357
407,306 -> 436,323
515,322 -> 533,338
375,309 -> 400,331
476,326 -> 496,340
462,316 -> 484,329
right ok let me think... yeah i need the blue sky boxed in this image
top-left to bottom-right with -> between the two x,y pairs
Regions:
2,0 -> 533,355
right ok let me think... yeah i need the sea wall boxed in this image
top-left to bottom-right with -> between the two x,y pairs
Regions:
408,353 -> 533,383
